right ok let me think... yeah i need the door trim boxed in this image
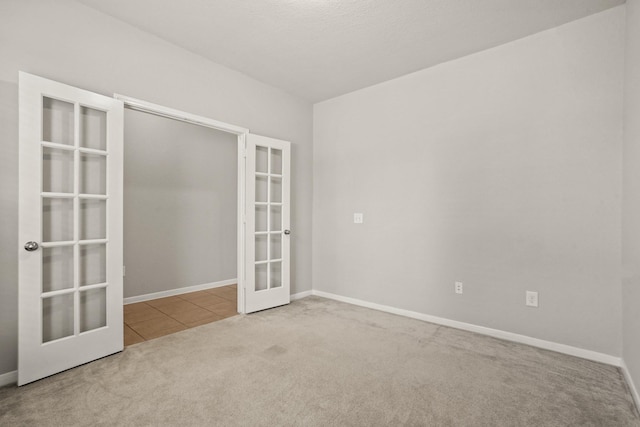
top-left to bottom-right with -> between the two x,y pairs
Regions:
113,94 -> 249,314
113,95 -> 248,135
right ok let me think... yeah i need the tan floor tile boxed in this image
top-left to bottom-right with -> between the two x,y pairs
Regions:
124,302 -> 152,315
178,290 -> 214,301
187,293 -> 229,308
124,305 -> 165,325
207,287 -> 237,302
145,296 -> 183,308
128,314 -> 184,339
206,286 -> 234,295
201,300 -> 235,311
154,300 -> 201,316
170,307 -> 222,325
219,294 -> 237,303
124,325 -> 145,346
215,311 -> 238,320
206,303 -> 238,318
123,288 -> 236,342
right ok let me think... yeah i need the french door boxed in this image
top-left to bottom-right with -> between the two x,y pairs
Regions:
18,72 -> 124,385
244,134 -> 291,313
17,72 -> 292,384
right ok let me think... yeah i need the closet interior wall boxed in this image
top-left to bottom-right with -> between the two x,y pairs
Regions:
123,109 -> 238,299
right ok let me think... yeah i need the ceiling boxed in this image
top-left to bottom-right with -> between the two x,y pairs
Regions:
78,0 -> 624,102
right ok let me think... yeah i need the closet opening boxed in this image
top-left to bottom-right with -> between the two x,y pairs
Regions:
116,96 -> 247,345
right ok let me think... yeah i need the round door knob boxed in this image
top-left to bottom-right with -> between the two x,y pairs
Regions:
284,230 -> 291,235
24,241 -> 39,252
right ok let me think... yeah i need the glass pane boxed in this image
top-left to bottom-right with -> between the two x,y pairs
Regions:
80,288 -> 107,333
80,106 -> 107,150
255,205 -> 267,232
255,176 -> 268,203
80,199 -> 106,240
80,244 -> 106,286
42,294 -> 74,343
270,234 -> 282,260
43,198 -> 73,242
255,263 -> 267,291
42,97 -> 74,146
256,146 -> 268,173
270,205 -> 282,232
270,178 -> 282,203
42,147 -> 74,193
270,262 -> 282,289
42,246 -> 74,293
255,234 -> 268,262
271,148 -> 282,175
80,153 -> 106,195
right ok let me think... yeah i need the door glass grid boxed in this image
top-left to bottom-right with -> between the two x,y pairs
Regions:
254,146 -> 284,291
43,98 -> 74,146
42,147 -> 74,193
40,97 -> 109,343
42,246 -> 74,293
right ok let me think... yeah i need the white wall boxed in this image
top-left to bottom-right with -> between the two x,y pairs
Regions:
313,7 -> 624,356
623,0 -> 640,400
0,0 -> 313,376
123,109 -> 237,298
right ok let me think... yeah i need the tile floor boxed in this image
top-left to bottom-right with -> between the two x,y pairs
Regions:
124,284 -> 238,346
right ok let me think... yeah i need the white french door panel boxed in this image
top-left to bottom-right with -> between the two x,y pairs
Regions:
244,134 -> 291,314
18,72 -> 124,385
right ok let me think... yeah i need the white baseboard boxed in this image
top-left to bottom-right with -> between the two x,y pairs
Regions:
290,290 -> 312,301
124,279 -> 237,305
0,370 -> 17,387
311,290 -> 622,367
621,360 -> 640,413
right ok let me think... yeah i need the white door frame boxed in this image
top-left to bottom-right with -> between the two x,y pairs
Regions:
113,94 -> 249,314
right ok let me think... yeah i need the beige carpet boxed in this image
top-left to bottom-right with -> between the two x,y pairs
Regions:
1,296 -> 638,426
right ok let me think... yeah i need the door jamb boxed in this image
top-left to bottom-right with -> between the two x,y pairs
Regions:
113,94 -> 248,314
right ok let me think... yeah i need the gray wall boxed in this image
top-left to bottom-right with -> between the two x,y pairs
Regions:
623,0 -> 640,399
124,109 -> 237,298
0,0 -> 313,376
313,7 -> 624,356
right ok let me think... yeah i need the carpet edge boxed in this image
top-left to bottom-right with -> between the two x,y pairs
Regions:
311,289 -> 622,367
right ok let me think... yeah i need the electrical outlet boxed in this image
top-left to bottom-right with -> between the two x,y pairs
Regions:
354,213 -> 364,224
455,282 -> 463,294
526,291 -> 538,307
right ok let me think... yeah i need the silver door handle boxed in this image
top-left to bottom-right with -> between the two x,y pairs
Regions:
284,230 -> 291,235
24,241 -> 39,252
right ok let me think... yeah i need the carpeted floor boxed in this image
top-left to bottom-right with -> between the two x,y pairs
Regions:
1,296 -> 639,426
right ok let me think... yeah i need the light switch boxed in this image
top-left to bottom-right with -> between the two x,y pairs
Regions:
354,213 -> 364,224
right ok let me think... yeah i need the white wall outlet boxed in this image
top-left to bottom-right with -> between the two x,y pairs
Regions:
526,291 -> 538,307
455,281 -> 463,294
354,213 -> 364,224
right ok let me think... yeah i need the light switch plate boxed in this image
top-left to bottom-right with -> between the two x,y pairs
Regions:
526,291 -> 538,307
354,213 -> 364,224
